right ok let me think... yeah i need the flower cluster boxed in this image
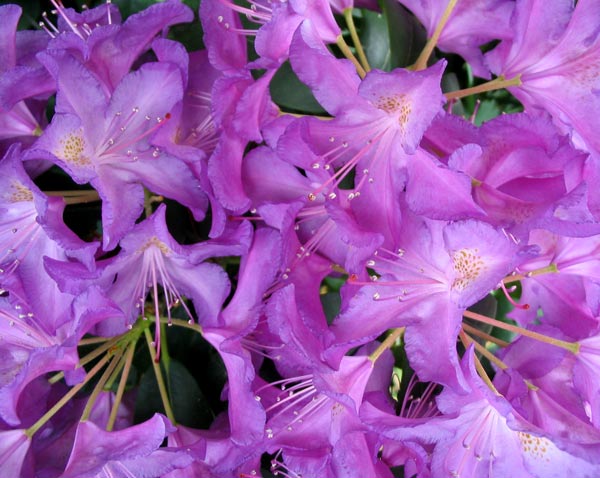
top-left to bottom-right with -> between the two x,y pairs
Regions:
2,0 -> 600,476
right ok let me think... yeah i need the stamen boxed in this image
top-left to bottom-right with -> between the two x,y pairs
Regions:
49,0 -> 85,40
0,304 -> 54,348
100,111 -> 172,158
470,99 -> 481,124
38,21 -> 56,38
216,0 -> 271,24
240,337 -> 283,360
130,237 -> 197,367
41,11 -> 60,33
270,451 -> 303,478
307,128 -> 387,201
106,0 -> 112,24
398,374 -> 440,419
216,21 -> 258,36
498,281 -> 530,310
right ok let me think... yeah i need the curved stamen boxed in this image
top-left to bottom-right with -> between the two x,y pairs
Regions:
498,281 -> 530,310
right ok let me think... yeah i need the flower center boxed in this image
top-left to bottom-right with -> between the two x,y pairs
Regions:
518,432 -> 550,461
57,130 -> 91,166
7,182 -> 33,203
452,248 -> 485,291
373,93 -> 412,130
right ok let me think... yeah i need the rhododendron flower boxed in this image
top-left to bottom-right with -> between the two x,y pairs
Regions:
3,0 -> 600,476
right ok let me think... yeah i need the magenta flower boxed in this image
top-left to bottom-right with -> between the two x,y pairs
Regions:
33,51 -> 207,249
486,0 -> 600,156
59,414 -> 192,478
329,208 -> 529,389
430,350 -> 600,478
45,204 -> 244,339
399,0 -> 514,78
0,428 -> 30,477
3,0 -> 600,476
46,0 -> 193,93
0,4 -> 51,151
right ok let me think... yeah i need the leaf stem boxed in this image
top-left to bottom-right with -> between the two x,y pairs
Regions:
144,188 -> 153,218
412,0 -> 458,70
144,328 -> 176,424
461,322 -> 509,348
344,8 -> 371,73
45,189 -> 100,205
158,317 -> 203,335
336,35 -> 366,79
445,74 -> 522,100
160,321 -> 171,383
107,341 -> 136,431
463,310 -> 580,354
78,336 -> 111,346
369,327 -> 405,363
459,330 -> 500,395
503,263 -> 559,285
48,334 -> 123,385
463,330 -> 508,370
26,354 -> 111,438
80,348 -> 124,422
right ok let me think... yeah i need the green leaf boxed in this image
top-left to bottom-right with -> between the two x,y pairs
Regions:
360,10 -> 392,71
165,327 -> 228,414
474,99 -> 502,126
135,359 -> 213,428
390,466 -> 406,478
0,0 -> 39,29
269,61 -> 327,115
382,0 -> 427,69
323,276 -> 346,292
442,71 -> 465,116
181,0 -> 200,9
491,287 -> 519,343
321,291 -> 341,325
464,294 -> 497,348
111,0 -> 156,19
360,1 -> 427,72
168,22 -> 204,52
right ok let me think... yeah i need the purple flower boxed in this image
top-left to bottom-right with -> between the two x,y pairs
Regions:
34,51 -> 207,249
46,0 -> 193,93
59,414 -> 193,478
0,5 -> 51,153
430,349 -> 600,478
255,355 -> 382,476
329,208 -> 530,389
0,428 -> 30,477
449,113 -> 599,238
399,0 -> 514,78
45,204 -> 244,338
486,0 -> 600,155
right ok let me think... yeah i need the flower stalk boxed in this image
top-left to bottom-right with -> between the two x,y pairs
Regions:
336,34 -> 367,78
144,328 -> 176,424
463,310 -> 580,354
412,0 -> 458,70
445,74 -> 522,100
343,8 -> 370,73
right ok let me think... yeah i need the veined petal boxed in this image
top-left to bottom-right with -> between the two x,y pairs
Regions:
358,61 -> 446,154
0,4 -> 20,72
0,429 -> 30,477
290,21 -> 362,116
92,171 -> 144,250
33,114 -> 96,183
86,0 -> 194,90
